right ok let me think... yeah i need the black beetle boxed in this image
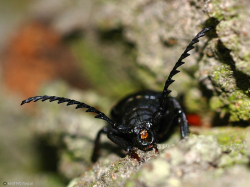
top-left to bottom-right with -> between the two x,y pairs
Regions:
21,27 -> 210,162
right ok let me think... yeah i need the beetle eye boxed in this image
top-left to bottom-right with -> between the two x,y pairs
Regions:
135,129 -> 155,149
140,130 -> 148,139
140,130 -> 151,143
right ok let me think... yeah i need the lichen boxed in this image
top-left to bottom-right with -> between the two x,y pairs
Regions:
208,64 -> 250,122
70,132 -> 250,187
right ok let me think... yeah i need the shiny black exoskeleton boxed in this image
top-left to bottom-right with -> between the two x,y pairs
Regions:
21,27 -> 210,162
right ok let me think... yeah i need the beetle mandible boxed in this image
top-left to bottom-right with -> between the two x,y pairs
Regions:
21,27 -> 210,162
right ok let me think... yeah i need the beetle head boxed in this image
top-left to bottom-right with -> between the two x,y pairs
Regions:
132,122 -> 156,151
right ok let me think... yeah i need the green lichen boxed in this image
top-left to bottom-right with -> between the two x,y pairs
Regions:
67,128 -> 250,186
209,64 -> 250,122
205,0 -> 243,20
190,127 -> 249,167
201,0 -> 250,123
200,127 -> 248,145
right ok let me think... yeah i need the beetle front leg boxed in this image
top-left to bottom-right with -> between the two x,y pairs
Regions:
107,133 -> 144,161
91,127 -> 132,162
178,109 -> 189,138
107,132 -> 132,152
168,97 -> 189,138
158,97 -> 189,141
91,127 -> 110,162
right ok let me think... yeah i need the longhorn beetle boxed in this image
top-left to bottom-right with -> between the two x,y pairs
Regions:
21,27 -> 210,162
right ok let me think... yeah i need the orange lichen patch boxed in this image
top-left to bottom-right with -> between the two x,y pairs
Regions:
140,130 -> 148,139
1,21 -> 89,98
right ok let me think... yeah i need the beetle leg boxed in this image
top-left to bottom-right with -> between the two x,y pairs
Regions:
128,148 -> 143,162
91,127 -> 109,162
158,97 -> 189,141
178,109 -> 189,139
153,143 -> 159,154
107,132 -> 132,152
91,127 -> 132,162
168,97 -> 189,138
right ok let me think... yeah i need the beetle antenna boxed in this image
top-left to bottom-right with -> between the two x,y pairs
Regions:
21,95 -> 116,126
152,27 -> 210,125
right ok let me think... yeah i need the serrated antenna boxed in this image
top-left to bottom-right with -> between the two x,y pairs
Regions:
21,95 -> 116,127
152,27 -> 211,124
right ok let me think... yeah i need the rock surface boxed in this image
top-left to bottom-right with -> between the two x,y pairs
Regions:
30,0 -> 250,122
27,83 -> 250,187
68,131 -> 250,187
